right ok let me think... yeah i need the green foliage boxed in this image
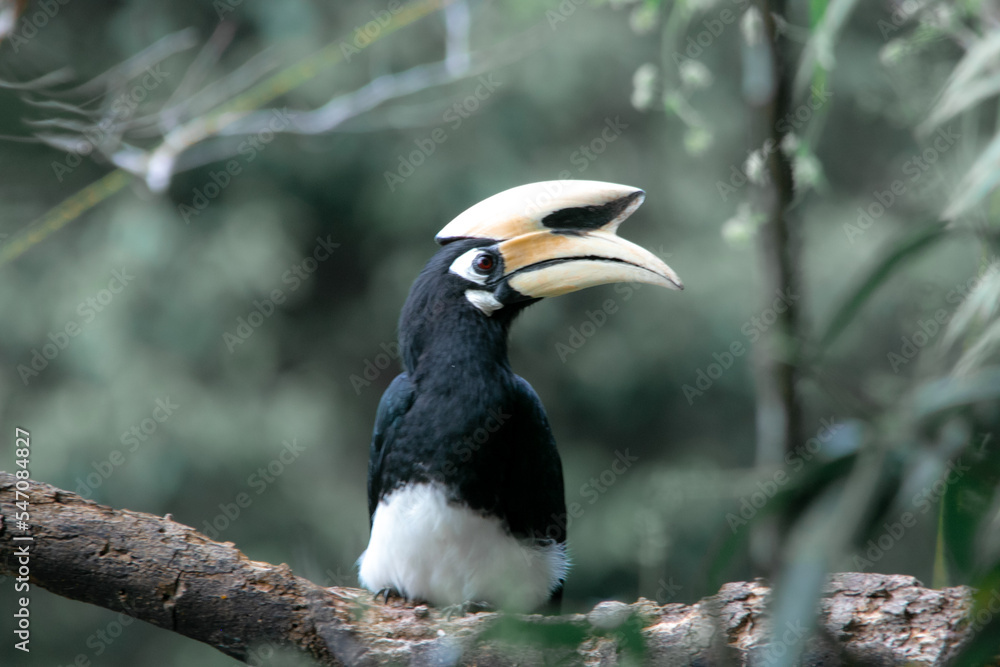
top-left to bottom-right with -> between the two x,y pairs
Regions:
2,0 -> 1000,664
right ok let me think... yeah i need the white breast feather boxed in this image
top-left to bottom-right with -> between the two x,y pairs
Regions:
357,483 -> 568,612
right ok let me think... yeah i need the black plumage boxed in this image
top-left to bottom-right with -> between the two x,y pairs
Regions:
367,239 -> 567,557
356,181 -> 682,612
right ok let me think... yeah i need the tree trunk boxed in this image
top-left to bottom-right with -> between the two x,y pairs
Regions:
0,472 -> 980,666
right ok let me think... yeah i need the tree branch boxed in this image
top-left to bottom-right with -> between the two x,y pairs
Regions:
0,472 -> 979,665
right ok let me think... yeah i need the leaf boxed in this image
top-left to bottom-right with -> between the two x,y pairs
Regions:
955,317 -> 1000,377
941,432 -> 1000,580
933,503 -> 949,588
479,615 -> 589,648
922,71 -> 1000,133
792,0 -> 862,99
819,223 -> 948,350
809,0 -> 828,29
921,30 -> 1000,132
768,444 -> 887,667
942,259 -> 1000,352
943,128 -> 1000,220
766,488 -> 839,667
706,449 -> 860,591
949,566 -> 1000,667
912,366 -> 1000,419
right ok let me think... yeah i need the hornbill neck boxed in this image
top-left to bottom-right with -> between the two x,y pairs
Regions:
398,287 -> 517,388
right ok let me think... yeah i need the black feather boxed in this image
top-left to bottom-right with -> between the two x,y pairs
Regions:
367,239 -> 567,547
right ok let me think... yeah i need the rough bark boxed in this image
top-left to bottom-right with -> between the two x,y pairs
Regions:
0,472 -> 981,666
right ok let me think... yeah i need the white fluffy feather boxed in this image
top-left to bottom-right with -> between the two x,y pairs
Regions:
358,483 -> 568,611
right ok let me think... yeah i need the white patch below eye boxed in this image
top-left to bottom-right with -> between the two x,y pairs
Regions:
449,248 -> 491,285
465,290 -> 503,316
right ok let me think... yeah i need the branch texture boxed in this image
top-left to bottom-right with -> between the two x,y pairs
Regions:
0,472 -> 979,666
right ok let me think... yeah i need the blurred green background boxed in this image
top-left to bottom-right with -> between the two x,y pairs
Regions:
2,0 -> 999,664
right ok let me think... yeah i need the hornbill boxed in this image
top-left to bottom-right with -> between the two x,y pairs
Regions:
358,180 -> 682,612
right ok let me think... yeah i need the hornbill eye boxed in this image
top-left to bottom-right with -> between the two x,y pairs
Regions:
473,253 -> 495,274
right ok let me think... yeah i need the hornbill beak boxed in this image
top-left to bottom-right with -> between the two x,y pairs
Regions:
437,181 -> 683,306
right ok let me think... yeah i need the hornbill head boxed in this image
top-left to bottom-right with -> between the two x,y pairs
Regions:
434,180 -> 683,316
399,180 -> 683,373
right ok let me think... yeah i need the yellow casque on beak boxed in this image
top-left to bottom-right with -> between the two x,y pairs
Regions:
437,180 -> 683,302
436,180 -> 647,243
498,230 -> 682,298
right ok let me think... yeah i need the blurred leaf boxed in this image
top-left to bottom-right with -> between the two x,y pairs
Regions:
721,202 -> 765,246
631,62 -> 658,111
683,126 -> 713,155
923,71 -> 1000,132
769,442 -> 889,667
819,223 -> 948,349
707,518 -> 753,593
629,3 -> 659,34
921,30 -> 1000,132
942,259 -> 1000,352
477,615 -> 596,654
950,567 -> 1000,667
943,128 -> 1000,220
792,0 -> 861,100
912,366 -> 1000,418
767,549 -> 828,667
933,503 -> 948,588
678,59 -> 712,90
941,431 -> 1000,580
740,7 -> 774,106
976,460 -> 1000,568
955,317 -> 1000,377
708,449 -> 860,591
809,0 -> 828,28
